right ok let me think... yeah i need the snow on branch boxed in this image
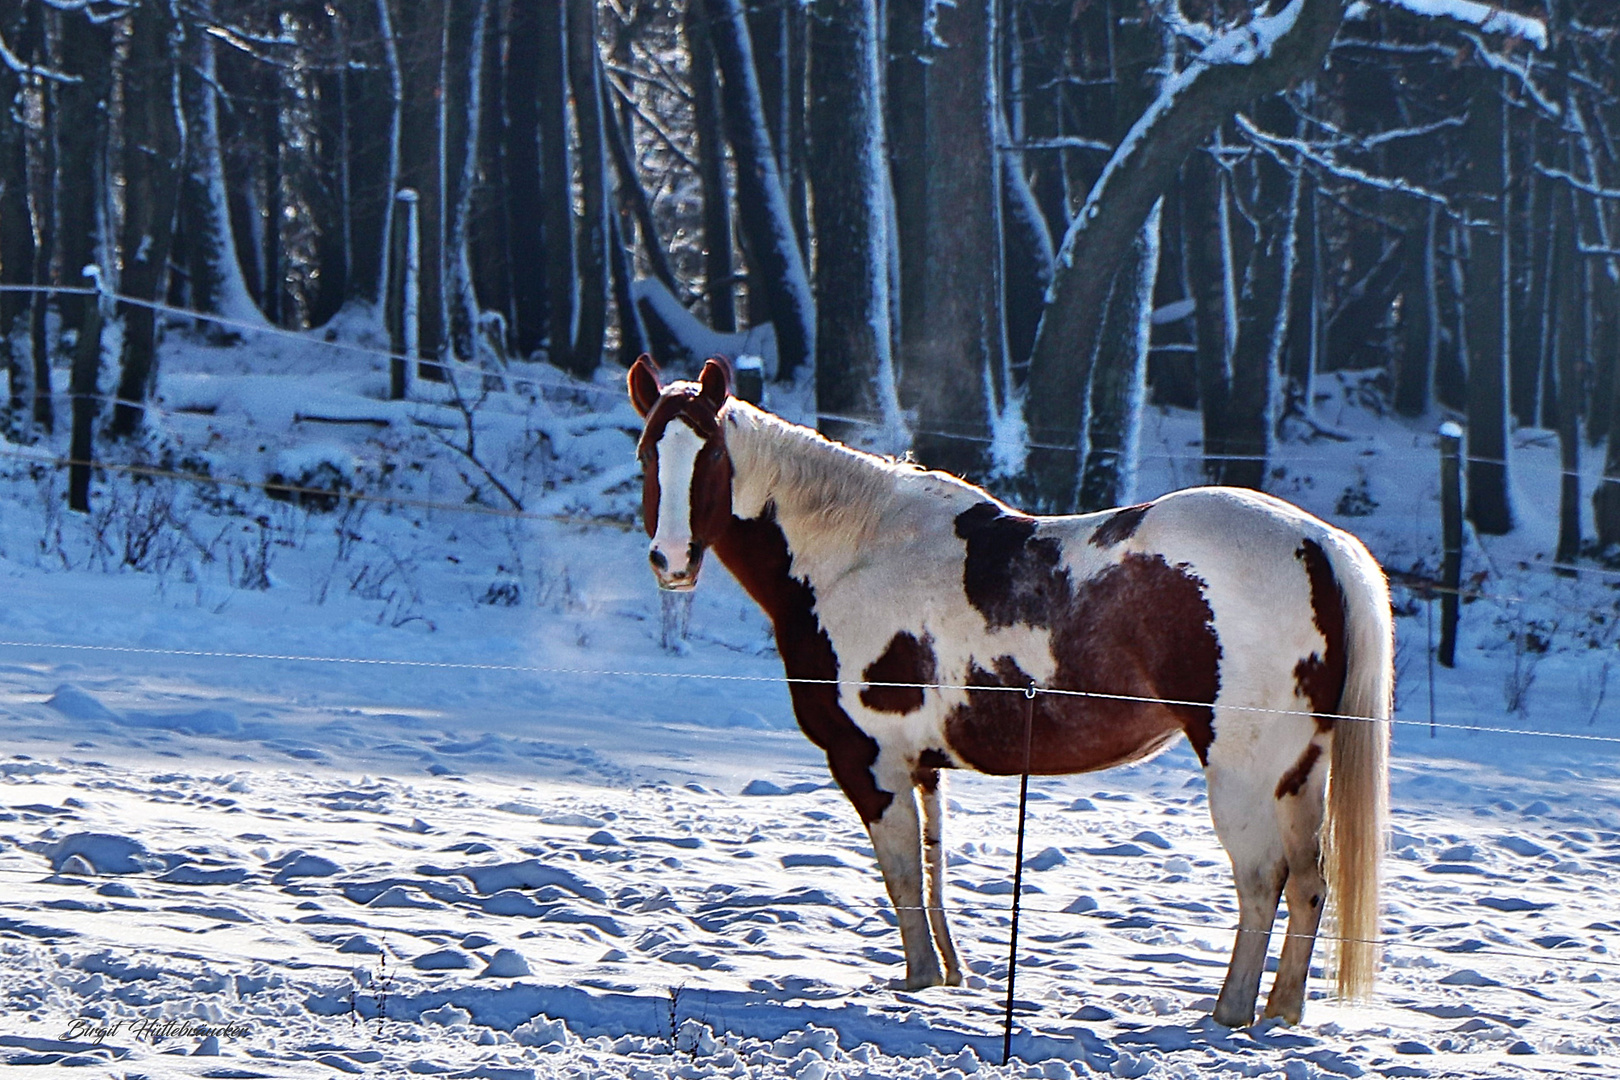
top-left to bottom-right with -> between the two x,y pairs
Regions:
1535,163 -> 1620,203
0,29 -> 80,83
1356,0 -> 1548,50
1236,113 -> 1459,214
1463,32 -> 1559,118
1070,0 -> 1319,237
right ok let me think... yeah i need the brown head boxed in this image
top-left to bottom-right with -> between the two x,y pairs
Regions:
627,355 -> 735,590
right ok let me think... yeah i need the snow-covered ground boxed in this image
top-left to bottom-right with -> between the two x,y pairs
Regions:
0,319 -> 1616,1077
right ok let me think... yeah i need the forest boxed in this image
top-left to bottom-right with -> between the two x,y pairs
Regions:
0,0 -> 1615,556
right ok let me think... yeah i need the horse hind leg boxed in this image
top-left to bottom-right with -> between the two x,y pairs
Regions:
917,770 -> 962,986
1264,745 -> 1330,1024
866,784 -> 946,989
1207,767 -> 1288,1028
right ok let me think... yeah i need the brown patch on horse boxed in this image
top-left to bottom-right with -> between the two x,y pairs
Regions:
861,632 -> 938,714
943,551 -> 1223,773
1293,539 -> 1347,731
1089,503 -> 1151,548
1275,742 -> 1322,799
713,503 -> 893,824
954,502 -> 1066,630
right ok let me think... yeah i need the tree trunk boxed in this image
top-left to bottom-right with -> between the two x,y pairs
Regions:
537,0 -> 575,369
888,0 -> 928,391
1222,119 -> 1299,492
904,0 -> 1004,478
443,0 -> 488,363
1078,202 -> 1161,511
53,9 -> 112,344
608,199 -> 647,367
1002,118 -> 1055,378
1393,203 -> 1437,417
28,3 -> 55,434
309,38 -> 351,328
1022,0 -> 1347,510
0,1 -> 35,429
685,0 -> 734,334
470,0 -> 512,347
69,289 -> 105,513
704,0 -> 814,382
1554,180 -> 1581,569
1074,6 -> 1164,506
566,0 -> 607,376
110,0 -> 185,438
504,0 -> 545,356
1463,65 -> 1514,535
179,2 -> 263,326
394,0 -> 446,372
604,74 -> 676,293
784,4 -> 809,263
1513,142 -> 1551,427
808,0 -> 898,449
1186,148 -> 1234,484
259,55 -> 284,325
342,0 -> 397,307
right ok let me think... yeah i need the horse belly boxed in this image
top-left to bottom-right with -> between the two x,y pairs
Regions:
942,680 -> 1187,777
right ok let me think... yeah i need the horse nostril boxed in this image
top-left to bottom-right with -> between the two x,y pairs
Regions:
649,548 -> 669,572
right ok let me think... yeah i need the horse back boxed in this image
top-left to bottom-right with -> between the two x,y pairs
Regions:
827,484 -> 1373,779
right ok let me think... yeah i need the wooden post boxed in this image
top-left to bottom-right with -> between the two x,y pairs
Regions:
659,589 -> 692,654
69,268 -> 108,514
734,354 -> 764,405
1438,421 -> 1463,667
386,189 -> 419,400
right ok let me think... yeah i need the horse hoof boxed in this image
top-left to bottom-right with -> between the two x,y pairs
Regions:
1262,1005 -> 1302,1026
895,967 -> 946,991
1211,1004 -> 1253,1029
944,969 -> 964,987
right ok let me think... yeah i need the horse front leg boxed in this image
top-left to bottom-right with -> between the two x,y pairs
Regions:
917,771 -> 962,986
866,787 -> 946,989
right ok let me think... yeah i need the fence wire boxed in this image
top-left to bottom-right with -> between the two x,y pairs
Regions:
0,636 -> 1615,746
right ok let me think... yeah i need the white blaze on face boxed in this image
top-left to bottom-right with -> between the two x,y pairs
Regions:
651,421 -> 705,579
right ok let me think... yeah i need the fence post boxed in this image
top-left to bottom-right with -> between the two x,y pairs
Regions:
386,189 -> 420,401
733,354 -> 764,405
659,589 -> 692,653
1438,421 -> 1463,667
68,267 -> 109,514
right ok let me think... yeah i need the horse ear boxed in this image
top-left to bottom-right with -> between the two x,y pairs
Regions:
628,354 -> 662,417
698,357 -> 731,408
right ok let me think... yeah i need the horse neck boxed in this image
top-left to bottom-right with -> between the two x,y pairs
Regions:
715,400 -> 896,585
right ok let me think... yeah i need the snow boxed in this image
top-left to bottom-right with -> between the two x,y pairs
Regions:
1358,0 -> 1549,51
0,325 -> 1617,1076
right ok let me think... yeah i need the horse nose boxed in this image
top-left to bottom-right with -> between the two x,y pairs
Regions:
649,547 -> 669,572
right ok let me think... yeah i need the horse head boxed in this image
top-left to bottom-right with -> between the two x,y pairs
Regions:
628,355 -> 735,591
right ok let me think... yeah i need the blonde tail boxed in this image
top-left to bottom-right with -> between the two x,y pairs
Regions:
1324,538 -> 1392,1000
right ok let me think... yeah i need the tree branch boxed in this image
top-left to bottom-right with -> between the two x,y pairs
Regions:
1022,0 -> 1348,510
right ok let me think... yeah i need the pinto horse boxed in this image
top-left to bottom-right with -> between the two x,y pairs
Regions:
628,356 -> 1391,1028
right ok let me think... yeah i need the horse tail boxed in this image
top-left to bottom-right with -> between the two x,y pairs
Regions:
1323,535 -> 1392,1001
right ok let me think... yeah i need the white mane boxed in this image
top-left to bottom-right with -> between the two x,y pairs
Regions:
721,400 -> 928,555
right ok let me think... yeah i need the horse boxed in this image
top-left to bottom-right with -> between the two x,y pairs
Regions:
627,355 -> 1391,1028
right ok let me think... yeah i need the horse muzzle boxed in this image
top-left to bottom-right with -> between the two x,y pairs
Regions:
650,543 -> 704,591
